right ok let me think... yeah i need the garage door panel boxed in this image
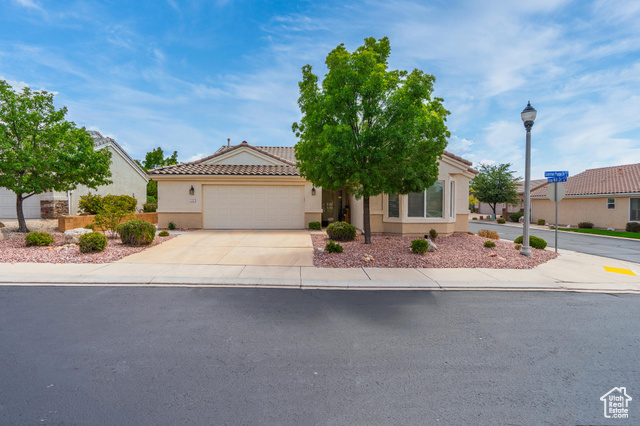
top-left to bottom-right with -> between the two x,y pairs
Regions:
203,185 -> 304,229
0,188 -> 42,219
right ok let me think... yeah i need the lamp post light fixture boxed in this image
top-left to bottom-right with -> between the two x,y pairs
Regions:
520,101 -> 537,257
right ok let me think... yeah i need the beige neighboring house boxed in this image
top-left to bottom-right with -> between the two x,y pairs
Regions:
149,140 -> 477,236
0,131 -> 148,219
474,179 -> 547,216
530,163 -> 640,230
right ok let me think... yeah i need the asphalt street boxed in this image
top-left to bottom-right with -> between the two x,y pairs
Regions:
469,221 -> 640,263
1,286 -> 638,425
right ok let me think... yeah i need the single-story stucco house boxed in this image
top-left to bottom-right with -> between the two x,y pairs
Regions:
0,131 -> 148,219
474,179 -> 547,216
149,140 -> 478,236
530,163 -> 640,230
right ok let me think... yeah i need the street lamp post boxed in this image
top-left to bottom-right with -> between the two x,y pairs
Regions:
520,101 -> 537,257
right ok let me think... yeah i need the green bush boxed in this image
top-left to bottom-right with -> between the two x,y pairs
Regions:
168,221 -> 176,230
510,212 -> 524,222
143,203 -> 157,213
578,222 -> 593,229
117,220 -> 156,246
308,221 -> 321,230
25,232 -> 55,247
103,194 -> 137,213
147,195 -> 157,204
78,193 -> 103,214
497,218 -> 506,224
158,230 -> 170,237
325,240 -> 343,253
411,239 -> 429,254
78,232 -> 107,253
484,240 -> 496,248
326,221 -> 356,241
626,222 -> 640,233
537,219 -> 546,226
514,235 -> 547,250
472,217 -> 478,220
84,223 -> 95,230
429,229 -> 438,240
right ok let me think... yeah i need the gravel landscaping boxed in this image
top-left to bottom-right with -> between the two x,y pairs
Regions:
312,233 -> 557,269
0,220 -> 176,264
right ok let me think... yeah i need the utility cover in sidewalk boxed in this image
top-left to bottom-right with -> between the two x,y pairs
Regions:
603,266 -> 636,276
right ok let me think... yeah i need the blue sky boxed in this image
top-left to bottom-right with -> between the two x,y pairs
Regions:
1,0 -> 639,178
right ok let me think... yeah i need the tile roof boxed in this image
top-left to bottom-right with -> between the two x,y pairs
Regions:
517,179 -> 548,194
87,130 -> 147,178
531,163 -> 640,197
149,141 -> 475,177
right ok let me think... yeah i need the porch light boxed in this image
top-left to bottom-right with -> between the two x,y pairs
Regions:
312,187 -> 316,196
189,185 -> 195,196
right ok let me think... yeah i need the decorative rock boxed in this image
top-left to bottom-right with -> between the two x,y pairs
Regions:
427,237 -> 438,252
64,228 -> 92,244
363,254 -> 375,262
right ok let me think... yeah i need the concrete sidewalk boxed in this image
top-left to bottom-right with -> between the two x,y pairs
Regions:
0,248 -> 638,293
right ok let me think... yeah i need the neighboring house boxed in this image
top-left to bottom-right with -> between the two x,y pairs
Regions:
530,163 -> 640,230
475,179 -> 547,216
0,131 -> 148,219
149,140 -> 477,236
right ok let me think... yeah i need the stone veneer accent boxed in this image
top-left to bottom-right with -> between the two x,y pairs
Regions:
40,200 -> 69,219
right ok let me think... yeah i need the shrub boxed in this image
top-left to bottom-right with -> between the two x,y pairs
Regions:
103,195 -> 137,213
117,220 -> 156,246
578,222 -> 593,229
78,193 -> 103,214
626,222 -> 640,233
497,218 -> 506,224
472,217 -> 478,220
325,240 -> 343,253
411,239 -> 429,254
510,212 -> 524,223
514,235 -> 547,250
158,230 -> 170,237
477,229 -> 499,240
515,243 -> 522,250
484,240 -> 496,248
308,221 -> 322,230
147,195 -> 157,204
78,232 -> 107,253
143,203 -> 157,213
168,221 -> 176,230
429,229 -> 438,240
326,221 -> 356,241
84,223 -> 95,230
537,219 -> 546,226
94,205 -> 130,238
25,232 -> 55,247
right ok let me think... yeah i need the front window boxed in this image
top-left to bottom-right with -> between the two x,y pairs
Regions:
408,182 -> 444,218
450,181 -> 455,218
631,198 -> 640,221
607,198 -> 615,209
388,194 -> 399,218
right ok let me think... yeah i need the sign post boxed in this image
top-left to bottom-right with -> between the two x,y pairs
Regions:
545,171 -> 568,253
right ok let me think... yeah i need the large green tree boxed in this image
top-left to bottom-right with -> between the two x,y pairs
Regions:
470,163 -> 521,215
293,37 -> 450,244
136,147 -> 179,202
0,80 -> 112,232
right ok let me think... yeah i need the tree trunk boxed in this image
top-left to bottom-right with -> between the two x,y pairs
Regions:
16,193 -> 29,233
490,203 -> 497,214
363,196 -> 371,244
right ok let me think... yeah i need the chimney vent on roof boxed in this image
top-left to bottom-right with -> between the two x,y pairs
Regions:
227,138 -> 230,146
241,141 -> 248,145
618,167 -> 623,176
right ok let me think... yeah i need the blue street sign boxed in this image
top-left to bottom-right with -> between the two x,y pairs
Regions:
547,177 -> 567,183
544,171 -> 569,178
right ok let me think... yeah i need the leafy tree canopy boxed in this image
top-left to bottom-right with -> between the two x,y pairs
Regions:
292,37 -> 450,243
470,163 -> 521,214
0,80 -> 112,232
138,147 -> 178,171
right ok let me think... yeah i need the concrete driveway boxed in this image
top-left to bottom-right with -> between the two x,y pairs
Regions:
118,230 -> 314,266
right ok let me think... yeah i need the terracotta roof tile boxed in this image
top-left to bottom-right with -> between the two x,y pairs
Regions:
531,163 -> 640,197
148,163 -> 299,176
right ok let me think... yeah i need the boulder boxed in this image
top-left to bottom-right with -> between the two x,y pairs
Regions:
427,237 -> 438,252
64,228 -> 92,244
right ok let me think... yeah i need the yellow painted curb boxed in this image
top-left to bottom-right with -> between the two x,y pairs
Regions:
603,266 -> 636,276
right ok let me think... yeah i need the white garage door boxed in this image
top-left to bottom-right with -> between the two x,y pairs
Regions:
203,185 -> 305,229
0,188 -> 41,219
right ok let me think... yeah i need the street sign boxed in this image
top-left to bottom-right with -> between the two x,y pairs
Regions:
547,176 -> 567,183
547,183 -> 566,202
545,171 -> 569,178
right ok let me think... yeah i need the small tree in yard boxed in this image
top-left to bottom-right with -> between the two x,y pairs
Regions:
471,163 -> 520,216
0,80 -> 112,232
137,147 -> 178,203
293,37 -> 450,244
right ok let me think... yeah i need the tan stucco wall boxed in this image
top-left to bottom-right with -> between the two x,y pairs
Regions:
532,196 -> 635,230
305,212 -> 322,226
64,145 -> 148,214
204,149 -> 281,166
158,212 -> 203,229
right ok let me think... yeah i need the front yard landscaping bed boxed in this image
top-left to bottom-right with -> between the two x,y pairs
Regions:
312,233 -> 557,269
0,231 -> 176,264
